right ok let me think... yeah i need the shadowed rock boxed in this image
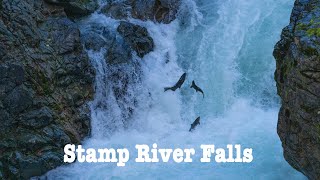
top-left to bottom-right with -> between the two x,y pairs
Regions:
44,0 -> 99,17
81,23 -> 115,52
117,21 -> 154,58
100,0 -> 131,20
0,0 -> 94,179
106,39 -> 132,64
99,0 -> 181,24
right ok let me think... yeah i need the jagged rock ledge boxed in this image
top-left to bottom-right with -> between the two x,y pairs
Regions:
274,0 -> 320,179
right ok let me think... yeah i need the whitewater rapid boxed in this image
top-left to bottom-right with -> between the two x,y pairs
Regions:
44,0 -> 306,179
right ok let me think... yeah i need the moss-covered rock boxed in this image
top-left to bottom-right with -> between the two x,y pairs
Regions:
274,0 -> 320,179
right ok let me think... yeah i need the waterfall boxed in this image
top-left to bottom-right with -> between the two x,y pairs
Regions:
44,0 -> 306,179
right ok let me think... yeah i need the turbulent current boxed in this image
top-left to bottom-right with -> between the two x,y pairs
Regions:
45,0 -> 307,179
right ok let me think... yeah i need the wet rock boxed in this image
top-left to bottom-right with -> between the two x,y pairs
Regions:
106,62 -> 142,128
132,0 -> 181,23
100,0 -> 131,20
44,0 -> 99,17
106,39 -> 132,64
81,24 -> 115,51
17,154 -> 45,179
82,32 -> 106,51
117,21 -> 154,58
99,0 -> 181,24
274,0 -> 320,179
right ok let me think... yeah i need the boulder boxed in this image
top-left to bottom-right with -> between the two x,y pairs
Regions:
99,0 -> 181,24
81,23 -> 115,51
117,21 -> 154,58
44,0 -> 99,17
106,39 -> 132,64
100,0 -> 131,20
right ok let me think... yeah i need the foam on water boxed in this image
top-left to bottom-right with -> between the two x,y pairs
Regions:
44,0 -> 307,179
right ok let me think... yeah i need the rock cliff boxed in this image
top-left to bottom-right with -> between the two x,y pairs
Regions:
274,0 -> 320,179
0,0 -> 96,179
0,0 -> 181,179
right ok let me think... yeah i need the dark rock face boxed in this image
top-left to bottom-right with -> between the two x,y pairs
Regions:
81,21 -> 154,61
0,0 -> 181,178
44,0 -> 99,17
100,0 -> 131,20
100,0 -> 181,24
81,23 -> 115,52
117,21 -> 154,58
0,0 -> 94,179
274,0 -> 320,179
132,0 -> 181,23
106,39 -> 132,64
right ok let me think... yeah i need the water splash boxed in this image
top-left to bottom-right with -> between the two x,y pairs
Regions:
44,0 -> 306,179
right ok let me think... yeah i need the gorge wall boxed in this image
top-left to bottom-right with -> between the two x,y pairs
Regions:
274,0 -> 320,179
0,0 -> 96,179
0,0 -> 180,179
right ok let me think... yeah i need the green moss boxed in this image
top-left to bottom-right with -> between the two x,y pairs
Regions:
296,17 -> 320,36
296,23 -> 309,31
316,124 -> 320,140
37,69 -> 54,95
52,103 -> 63,111
307,28 -> 320,36
280,59 -> 296,83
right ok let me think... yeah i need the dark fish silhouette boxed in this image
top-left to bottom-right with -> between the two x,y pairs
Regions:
190,81 -> 204,98
164,73 -> 187,92
189,117 -> 200,132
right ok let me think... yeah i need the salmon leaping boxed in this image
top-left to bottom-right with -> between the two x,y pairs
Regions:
164,73 -> 187,92
189,117 -> 200,132
190,81 -> 204,98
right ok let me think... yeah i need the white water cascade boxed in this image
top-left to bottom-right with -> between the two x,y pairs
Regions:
44,0 -> 307,179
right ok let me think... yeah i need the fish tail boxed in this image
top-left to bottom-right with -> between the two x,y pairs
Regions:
190,81 -> 195,88
164,87 -> 172,92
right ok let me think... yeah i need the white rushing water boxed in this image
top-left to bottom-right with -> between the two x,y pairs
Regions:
44,0 -> 307,179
